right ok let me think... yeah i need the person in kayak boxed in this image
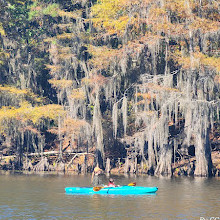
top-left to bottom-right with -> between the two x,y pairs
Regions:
91,164 -> 103,186
108,178 -> 116,187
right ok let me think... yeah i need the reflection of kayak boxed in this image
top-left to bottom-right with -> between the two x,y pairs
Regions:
65,186 -> 158,195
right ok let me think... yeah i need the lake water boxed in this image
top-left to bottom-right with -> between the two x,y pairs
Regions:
0,172 -> 219,220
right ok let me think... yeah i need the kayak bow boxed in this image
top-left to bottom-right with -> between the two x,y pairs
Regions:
65,186 -> 158,195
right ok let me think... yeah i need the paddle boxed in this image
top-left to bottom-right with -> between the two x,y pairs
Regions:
93,186 -> 104,191
127,182 -> 136,186
93,182 -> 136,191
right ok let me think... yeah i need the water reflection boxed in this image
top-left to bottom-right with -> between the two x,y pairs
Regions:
66,192 -> 157,197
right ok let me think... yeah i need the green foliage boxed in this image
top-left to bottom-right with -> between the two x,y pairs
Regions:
28,10 -> 40,20
28,2 -> 60,20
43,3 -> 59,17
28,2 -> 77,20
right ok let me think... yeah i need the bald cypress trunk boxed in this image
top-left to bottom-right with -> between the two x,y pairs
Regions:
147,131 -> 156,174
155,145 -> 172,177
194,126 -> 212,177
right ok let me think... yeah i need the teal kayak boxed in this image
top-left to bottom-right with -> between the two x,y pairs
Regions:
65,186 -> 158,195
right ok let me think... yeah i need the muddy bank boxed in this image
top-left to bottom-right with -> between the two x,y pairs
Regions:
1,150 -> 220,177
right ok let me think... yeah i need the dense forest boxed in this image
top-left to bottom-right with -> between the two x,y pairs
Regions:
0,0 -> 219,177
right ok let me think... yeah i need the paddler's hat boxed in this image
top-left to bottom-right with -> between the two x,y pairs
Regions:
109,178 -> 114,183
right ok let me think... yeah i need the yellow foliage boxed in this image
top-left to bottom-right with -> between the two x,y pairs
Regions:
57,53 -> 73,60
48,117 -> 88,136
56,23 -> 73,30
0,85 -> 28,95
147,2 -> 191,36
57,47 -> 74,60
48,79 -> 73,89
43,37 -> 55,43
70,88 -> 86,100
26,104 -> 65,124
90,0 -> 219,40
149,7 -> 167,18
0,23 -> 5,36
175,51 -> 220,72
216,164 -> 220,170
45,64 -> 62,74
57,10 -> 77,19
62,117 -> 87,135
81,74 -> 107,87
56,33 -> 75,40
47,46 -> 74,61
139,34 -> 162,47
189,17 -> 220,33
91,0 -> 131,35
0,102 -> 65,127
197,54 -> 220,72
87,45 -> 120,69
164,0 -> 192,18
0,85 -> 43,103
81,77 -> 92,85
58,47 -> 71,54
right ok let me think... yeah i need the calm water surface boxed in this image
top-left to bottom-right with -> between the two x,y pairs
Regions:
0,172 -> 219,220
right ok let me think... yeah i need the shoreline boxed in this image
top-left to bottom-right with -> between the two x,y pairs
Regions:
0,168 -> 220,178
1,150 -> 220,177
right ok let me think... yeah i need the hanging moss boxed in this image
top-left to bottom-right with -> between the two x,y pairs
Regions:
0,0 -> 219,175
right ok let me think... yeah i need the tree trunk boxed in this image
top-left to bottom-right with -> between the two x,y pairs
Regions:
124,157 -> 130,173
33,157 -> 49,172
95,149 -> 104,170
155,145 -> 172,177
148,132 -> 156,175
194,127 -> 212,176
81,155 -> 87,174
129,157 -> 137,174
93,92 -> 104,160
105,158 -> 111,173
